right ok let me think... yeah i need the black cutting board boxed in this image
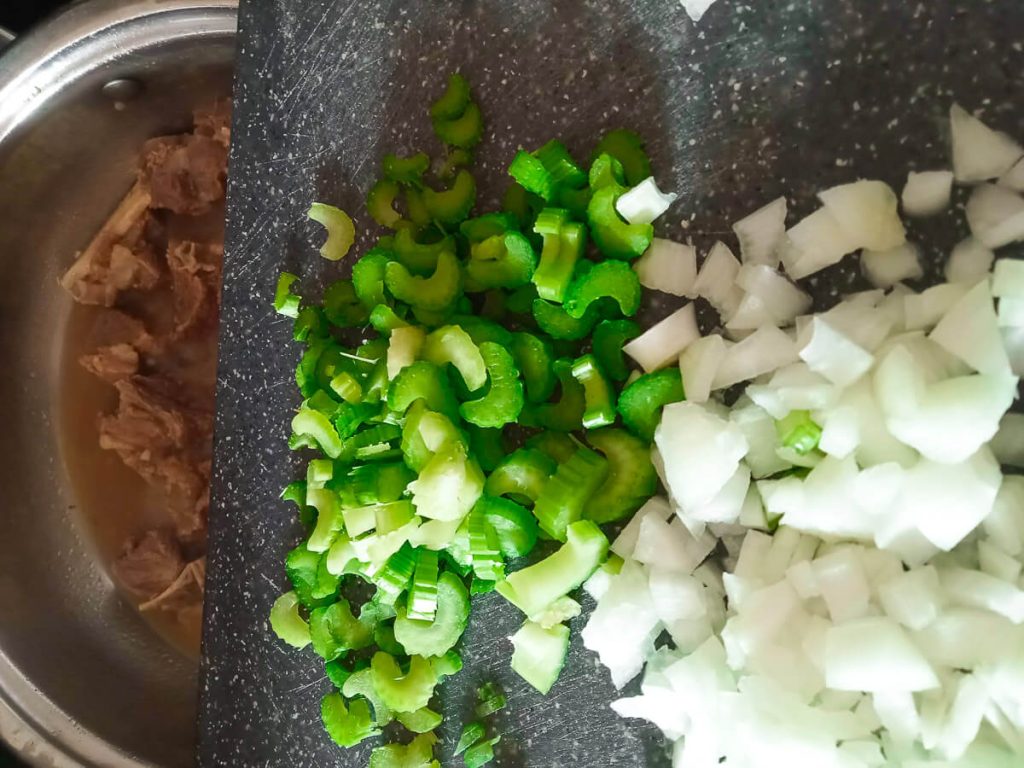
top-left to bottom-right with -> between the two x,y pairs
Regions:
199,1 -> 1024,766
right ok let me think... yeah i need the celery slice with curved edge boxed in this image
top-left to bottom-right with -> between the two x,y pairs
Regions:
269,591 -> 310,648
583,428 -> 657,524
532,447 -> 609,541
571,354 -> 617,429
308,203 -> 356,261
306,487 -> 343,552
395,706 -> 443,734
422,325 -> 487,391
496,520 -> 609,617
509,620 -> 570,695
369,732 -> 440,768
408,441 -> 484,522
321,693 -> 380,748
370,652 -> 438,714
274,272 -> 301,317
459,342 -> 525,428
394,571 -> 470,657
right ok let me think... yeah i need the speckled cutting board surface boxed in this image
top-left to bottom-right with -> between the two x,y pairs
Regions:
199,1 -> 1024,766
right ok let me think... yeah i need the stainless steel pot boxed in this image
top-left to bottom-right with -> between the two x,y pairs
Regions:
0,2 -> 236,766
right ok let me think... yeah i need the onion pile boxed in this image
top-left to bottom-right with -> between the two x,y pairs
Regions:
584,104 -> 1024,767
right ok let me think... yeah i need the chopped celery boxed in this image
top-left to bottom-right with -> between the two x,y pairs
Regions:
343,667 -> 393,725
322,279 -> 369,327
461,212 -> 518,243
475,681 -> 507,717
496,520 -> 609,617
407,549 -> 440,621
588,153 -> 625,191
309,598 -> 375,660
321,693 -> 380,748
274,272 -> 301,317
374,544 -> 417,604
466,425 -> 505,473
509,621 -> 570,695
369,732 -> 440,768
352,249 -> 392,309
464,738 -> 500,768
583,428 -> 657,524
530,595 -> 581,629
394,571 -> 470,657
269,591 -> 310,648
531,297 -> 600,341
592,129 -> 651,187
387,360 -> 461,423
434,101 -> 484,149
386,325 -> 426,380
587,185 -> 653,260
291,406 -> 343,459
383,151 -> 430,186
469,510 -> 504,581
564,260 -> 642,319
484,449 -> 556,507
307,203 -> 356,261
459,342 -> 525,428
477,494 -> 539,558
407,441 -> 484,522
775,409 -> 823,455
385,250 -> 463,313
510,332 -> 556,404
395,707 -> 443,734
423,169 -> 476,227
286,543 -> 332,608
431,73 -> 471,120
422,325 -> 487,391
591,319 -> 640,382
521,359 -> 585,433
532,447 -> 609,541
570,354 -> 617,429
617,367 -> 686,441
370,652 -> 439,713
367,179 -> 403,228
525,431 -> 578,464
306,487 -> 343,552
456,722 -> 486,755
393,227 -> 454,275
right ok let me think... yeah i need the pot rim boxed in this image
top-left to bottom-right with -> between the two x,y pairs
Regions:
0,1 -> 236,766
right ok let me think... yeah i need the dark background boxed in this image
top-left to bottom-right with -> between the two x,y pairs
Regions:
0,0 -> 66,34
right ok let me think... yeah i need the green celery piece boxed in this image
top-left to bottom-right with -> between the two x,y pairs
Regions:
534,139 -> 587,190
433,648 -> 463,678
505,283 -> 539,315
466,425 -> 505,473
464,738 -> 500,768
617,368 -> 686,441
348,462 -> 416,505
339,423 -> 403,463
468,510 -> 504,581
330,370 -> 363,403
570,354 -> 617,429
374,543 -> 417,604
592,129 -> 652,186
374,619 -> 405,656
422,324 -> 487,391
532,297 -> 600,341
367,178 -> 403,228
453,315 -> 514,347
306,487 -> 344,552
383,151 -> 430,186
311,554 -> 341,600
460,211 -> 518,243
352,248 -> 393,309
557,184 -> 592,220
274,271 -> 301,317
564,260 -> 642,319
393,227 -> 454,275
423,169 -> 476,227
307,203 -> 356,261
321,693 -> 380,748
460,342 -> 525,428
497,520 -> 606,618
776,410 -> 822,455
466,231 -> 537,291
291,406 -> 343,459
455,722 -> 486,756
370,304 -> 410,336
324,659 -> 352,690
531,447 -> 609,541
502,182 -> 544,231
530,595 -> 582,629
309,598 -> 375,661
509,150 -> 554,200
584,428 -> 657,524
293,305 -> 327,342
370,653 -> 439,714
591,319 -> 640,381
532,208 -> 585,303
509,140 -> 585,203
587,185 -> 654,260
438,146 -> 474,180
395,707 -> 443,734
385,251 -> 463,312
400,402 -> 464,473
433,102 -> 484,149
386,360 -> 461,422
509,620 -> 570,695
369,732 -> 440,768
405,187 -> 432,227
510,332 -> 556,404
431,73 -> 471,120
588,152 -> 626,191
394,571 -> 470,657
285,542 -> 332,608
524,359 -> 585,432
407,548 -> 440,622
484,449 -> 556,509
322,279 -> 369,327
408,441 -> 484,523
475,681 -> 507,717
343,667 -> 393,726
269,591 -> 310,648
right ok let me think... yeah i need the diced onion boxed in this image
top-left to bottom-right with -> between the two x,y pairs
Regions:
732,196 -> 787,267
779,207 -> 858,280
623,303 -> 699,372
929,278 -> 1012,375
818,180 -> 906,252
861,242 -> 923,289
950,103 -> 1024,183
713,325 -> 799,390
634,238 -> 697,297
992,257 -> 1024,298
998,156 -> 1024,191
797,316 -> 874,387
945,237 -> 995,285
693,241 -> 742,317
615,177 -> 678,224
901,170 -> 954,217
679,334 -> 727,404
965,183 -> 1024,248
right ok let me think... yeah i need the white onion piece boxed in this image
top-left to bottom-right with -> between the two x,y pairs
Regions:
1001,325 -> 1024,376
818,405 -> 860,460
824,617 -> 940,692
944,237 -> 995,285
611,495 -> 673,560
633,515 -> 706,574
819,301 -> 894,352
929,278 -> 1012,375
877,565 -> 944,631
713,325 -> 799,390
679,0 -> 720,23
732,196 -> 787,267
978,539 -> 1022,583
798,316 -> 874,387
615,176 -> 678,224
734,263 -> 811,326
901,170 -> 954,217
903,283 -> 968,332
729,399 -> 792,479
939,566 -> 1024,624
950,103 -> 1024,183
998,156 -> 1024,191
623,302 -> 699,372
679,334 -> 726,404
992,257 -> 1024,298
746,363 -> 839,419
694,241 -> 742,317
688,465 -> 750,524
965,183 -> 1024,248
654,401 -> 749,515
819,180 -> 906,252
998,297 -> 1024,327
634,238 -> 697,297
779,207 -> 859,280
861,242 -> 923,289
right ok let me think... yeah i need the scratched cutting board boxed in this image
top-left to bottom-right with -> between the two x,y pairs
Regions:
199,1 -> 1024,766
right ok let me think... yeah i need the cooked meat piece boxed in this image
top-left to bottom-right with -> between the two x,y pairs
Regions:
61,182 -> 159,306
90,310 -> 160,355
140,135 -> 227,215
166,240 -> 223,336
140,557 -> 205,613
99,376 -> 191,454
113,529 -> 186,599
193,100 -> 232,149
80,343 -> 139,383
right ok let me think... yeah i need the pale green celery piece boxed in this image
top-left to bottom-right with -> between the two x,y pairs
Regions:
269,591 -> 311,648
422,325 -> 487,391
387,325 -> 426,381
308,202 -> 356,261
510,620 -> 570,694
408,442 -> 484,522
307,487 -> 343,552
496,520 -> 608,617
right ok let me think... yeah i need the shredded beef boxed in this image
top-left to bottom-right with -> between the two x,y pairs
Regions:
193,100 -> 232,149
166,240 -> 223,336
113,530 -> 186,599
140,557 -> 205,613
140,135 -> 227,215
79,343 -> 139,383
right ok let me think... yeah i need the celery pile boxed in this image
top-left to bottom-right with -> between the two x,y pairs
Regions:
269,74 -> 681,765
